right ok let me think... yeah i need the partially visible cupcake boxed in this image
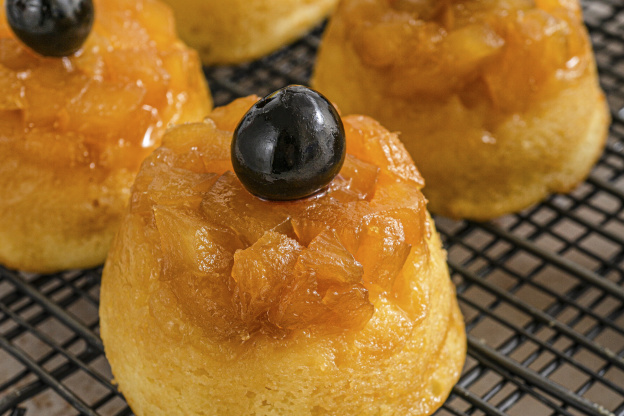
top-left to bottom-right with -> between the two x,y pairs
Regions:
100,88 -> 466,415
159,0 -> 339,64
313,0 -> 610,220
0,0 -> 212,273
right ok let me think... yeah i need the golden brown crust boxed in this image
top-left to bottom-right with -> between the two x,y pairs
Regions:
100,97 -> 466,415
0,0 -> 212,273
159,0 -> 339,64
0,162 -> 132,273
312,0 -> 610,220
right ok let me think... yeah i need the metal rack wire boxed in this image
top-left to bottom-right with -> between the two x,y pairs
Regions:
1,1 -> 623,415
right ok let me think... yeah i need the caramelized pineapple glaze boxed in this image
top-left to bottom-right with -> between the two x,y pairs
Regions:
100,97 -> 466,416
313,0 -> 610,219
0,0 -> 212,272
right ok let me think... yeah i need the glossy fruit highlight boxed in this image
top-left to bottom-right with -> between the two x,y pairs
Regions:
6,0 -> 94,57
232,85 -> 346,201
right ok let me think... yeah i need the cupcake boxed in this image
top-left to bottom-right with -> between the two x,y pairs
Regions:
0,0 -> 212,272
313,0 -> 610,220
159,0 -> 339,64
100,86 -> 466,415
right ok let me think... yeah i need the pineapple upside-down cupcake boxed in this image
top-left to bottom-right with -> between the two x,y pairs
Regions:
313,0 -> 610,220
0,0 -> 212,273
100,86 -> 466,415
158,0 -> 339,64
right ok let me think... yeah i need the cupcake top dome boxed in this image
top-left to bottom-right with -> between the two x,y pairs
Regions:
0,0 -> 211,173
337,0 -> 591,112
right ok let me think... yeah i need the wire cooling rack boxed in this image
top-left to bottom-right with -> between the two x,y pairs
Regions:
1,2 -> 623,415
